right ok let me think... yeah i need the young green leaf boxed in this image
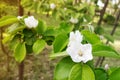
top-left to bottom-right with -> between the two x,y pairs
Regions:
109,68 -> 120,80
95,68 -> 108,80
69,64 -> 95,80
33,39 -> 46,54
92,44 -> 120,58
14,42 -> 26,62
7,23 -> 25,35
35,20 -> 46,34
59,22 -> 74,34
54,57 -> 95,80
103,34 -> 114,43
54,57 -> 75,80
81,30 -> 101,44
0,16 -> 18,27
53,33 -> 68,53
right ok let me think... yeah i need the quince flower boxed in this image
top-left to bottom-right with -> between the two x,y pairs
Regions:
24,16 -> 38,28
50,3 -> 56,10
70,17 -> 78,24
66,30 -> 93,63
97,0 -> 104,8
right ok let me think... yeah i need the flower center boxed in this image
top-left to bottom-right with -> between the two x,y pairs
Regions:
78,50 -> 83,56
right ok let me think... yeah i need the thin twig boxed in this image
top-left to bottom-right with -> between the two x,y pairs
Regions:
99,9 -> 120,67
95,0 -> 109,67
18,0 -> 24,80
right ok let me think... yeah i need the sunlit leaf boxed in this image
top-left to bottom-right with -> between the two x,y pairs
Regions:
33,39 -> 46,54
0,16 -> 18,27
14,42 -> 26,62
93,44 -> 120,58
53,33 -> 68,53
109,68 -> 120,80
81,30 -> 101,44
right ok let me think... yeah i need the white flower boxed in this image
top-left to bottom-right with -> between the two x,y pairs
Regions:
104,64 -> 109,70
66,30 -> 93,63
68,30 -> 83,45
97,0 -> 104,8
70,17 -> 78,24
112,0 -> 119,5
50,3 -> 56,10
17,16 -> 23,20
24,16 -> 38,28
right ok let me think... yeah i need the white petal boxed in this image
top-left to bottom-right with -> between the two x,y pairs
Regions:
97,0 -> 104,8
24,16 -> 38,28
69,31 -> 75,41
75,30 -> 83,43
80,44 -> 93,63
66,42 -> 82,62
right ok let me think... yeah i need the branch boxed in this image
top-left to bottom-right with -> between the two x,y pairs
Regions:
97,0 -> 109,25
99,9 -> 120,67
95,0 -> 109,67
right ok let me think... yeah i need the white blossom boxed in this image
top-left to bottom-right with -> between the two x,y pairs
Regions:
111,0 -> 119,5
70,17 -> 78,24
97,0 -> 104,8
24,16 -> 38,28
66,30 -> 93,63
104,64 -> 109,70
50,3 -> 56,10
17,16 -> 23,20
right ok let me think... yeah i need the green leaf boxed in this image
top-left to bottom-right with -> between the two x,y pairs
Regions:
53,33 -> 68,53
109,68 -> 120,80
44,28 -> 57,36
68,64 -> 82,80
95,68 -> 108,80
35,20 -> 46,34
0,16 -> 18,27
81,30 -> 101,44
59,22 -> 74,34
69,64 -> 95,80
2,34 -> 14,43
103,34 -> 114,43
54,57 -> 75,80
92,44 -> 120,58
14,42 -> 26,62
54,57 -> 95,80
33,39 -> 46,54
50,51 -> 68,59
7,23 -> 25,35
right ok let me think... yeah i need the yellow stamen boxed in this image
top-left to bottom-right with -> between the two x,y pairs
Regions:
78,50 -> 83,56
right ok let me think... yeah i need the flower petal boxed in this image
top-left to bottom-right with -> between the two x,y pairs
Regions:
75,30 -> 83,43
81,44 -> 93,63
